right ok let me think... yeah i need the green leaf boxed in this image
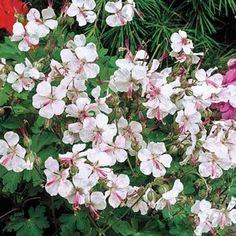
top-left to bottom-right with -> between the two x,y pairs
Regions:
31,132 -> 59,153
109,216 -> 136,236
0,37 -> 24,61
59,214 -> 77,236
1,170 -> 22,193
4,206 -> 49,236
1,116 -> 21,129
59,210 -> 91,235
23,168 -> 43,187
0,84 -> 11,106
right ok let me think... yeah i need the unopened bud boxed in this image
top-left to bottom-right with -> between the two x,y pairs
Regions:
158,184 -> 170,194
168,145 -> 179,156
25,151 -> 36,163
185,88 -> 193,96
70,165 -> 79,176
147,190 -> 157,202
23,137 -> 32,148
16,14 -> 25,24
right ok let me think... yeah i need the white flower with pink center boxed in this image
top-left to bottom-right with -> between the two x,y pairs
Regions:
105,173 -> 130,208
118,117 -> 143,151
175,110 -> 201,135
0,131 -> 27,172
86,192 -> 107,220
67,0 -> 97,26
11,22 -> 39,52
138,142 -> 172,177
155,179 -> 183,210
79,148 -> 112,181
198,139 -> 231,179
59,143 -> 87,167
210,197 -> 236,229
26,8 -> 58,38
7,59 -> 40,93
32,81 -> 66,119
65,97 -> 93,122
191,199 -> 214,236
126,187 -> 149,215
170,30 -> 193,55
195,68 -> 223,99
79,113 -> 117,146
100,135 -> 128,165
91,86 -> 112,114
66,175 -> 92,210
105,0 -> 136,27
144,72 -> 175,120
44,157 -> 73,197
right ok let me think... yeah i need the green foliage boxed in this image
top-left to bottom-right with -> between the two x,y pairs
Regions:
4,206 -> 49,236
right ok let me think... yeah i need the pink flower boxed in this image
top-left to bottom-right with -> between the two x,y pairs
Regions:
222,69 -> 236,86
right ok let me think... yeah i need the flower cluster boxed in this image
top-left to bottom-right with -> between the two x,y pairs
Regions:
191,198 -> 236,235
11,7 -> 58,51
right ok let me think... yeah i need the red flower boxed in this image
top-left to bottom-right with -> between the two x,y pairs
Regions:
0,0 -> 28,34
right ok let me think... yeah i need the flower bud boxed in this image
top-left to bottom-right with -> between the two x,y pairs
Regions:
23,137 -> 32,148
147,190 -> 157,202
168,145 -> 179,156
185,88 -> 193,96
158,184 -> 170,194
199,189 -> 207,198
70,165 -> 79,176
15,14 -> 25,24
25,151 -> 36,163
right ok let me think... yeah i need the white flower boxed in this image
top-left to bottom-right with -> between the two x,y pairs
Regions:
59,143 -> 87,166
210,197 -> 236,229
65,97 -> 93,121
156,179 -> 183,210
86,192 -> 107,220
66,79 -> 87,102
84,148 -> 112,181
67,0 -> 96,26
66,172 -> 95,210
91,86 -> 112,114
195,68 -> 223,99
109,65 -> 147,97
0,132 -> 27,172
11,22 -> 39,52
118,117 -> 144,154
7,59 -> 40,93
175,110 -> 201,135
144,71 -> 175,120
198,138 -> 231,179
79,113 -> 117,146
170,30 -> 193,55
126,187 -> 149,215
105,173 -> 130,208
66,34 -> 87,51
138,142 -> 172,177
191,199 -> 214,236
105,0 -> 136,27
100,135 -> 128,165
44,157 -> 73,197
32,81 -> 66,119
26,8 -> 58,38
62,130 -> 80,145
75,42 -> 100,79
